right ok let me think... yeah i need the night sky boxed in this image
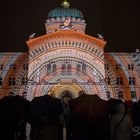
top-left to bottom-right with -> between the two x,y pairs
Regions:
0,0 -> 140,52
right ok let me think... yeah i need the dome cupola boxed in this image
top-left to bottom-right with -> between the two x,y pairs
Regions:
45,0 -> 86,34
48,8 -> 84,19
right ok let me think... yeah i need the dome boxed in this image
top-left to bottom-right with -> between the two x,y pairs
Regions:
48,8 -> 84,19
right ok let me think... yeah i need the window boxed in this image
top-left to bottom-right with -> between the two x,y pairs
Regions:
23,64 -> 28,70
38,47 -> 42,53
106,77 -> 111,85
117,91 -> 123,99
91,48 -> 94,53
9,77 -> 16,86
22,77 -> 28,85
0,77 -> 2,86
129,77 -> 135,85
82,63 -> 86,74
78,90 -> 85,96
116,77 -> 123,85
52,64 -> 57,75
106,91 -> 110,99
0,64 -> 4,71
128,64 -> 134,70
67,64 -> 72,75
9,92 -> 14,96
79,42 -> 81,47
116,64 -> 121,70
10,64 -> 16,70
76,64 -> 81,74
47,63 -> 51,75
62,64 -> 66,75
131,91 -> 136,99
105,64 -> 110,70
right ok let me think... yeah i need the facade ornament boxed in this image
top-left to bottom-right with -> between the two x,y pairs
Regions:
60,17 -> 73,30
61,0 -> 70,9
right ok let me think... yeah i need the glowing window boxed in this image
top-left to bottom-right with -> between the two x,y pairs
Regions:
22,77 -> 28,85
129,77 -> 135,85
9,77 -> 16,86
116,64 -> 121,70
105,64 -> 110,70
116,77 -> 123,85
128,64 -> 134,70
76,64 -> 81,74
62,64 -> 66,75
117,91 -> 123,99
52,64 -> 57,75
67,64 -> 72,75
23,64 -> 28,70
82,63 -> 86,74
47,63 -> 51,75
10,64 -> 16,70
106,77 -> 111,85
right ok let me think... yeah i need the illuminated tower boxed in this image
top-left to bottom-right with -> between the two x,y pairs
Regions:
26,0 -> 107,101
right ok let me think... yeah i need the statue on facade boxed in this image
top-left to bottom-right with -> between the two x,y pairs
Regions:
29,33 -> 36,40
97,33 -> 104,40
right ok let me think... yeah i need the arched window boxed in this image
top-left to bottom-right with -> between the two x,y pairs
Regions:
128,64 -> 134,70
67,64 -> 72,75
52,64 -> 57,75
47,63 -> 51,75
62,64 -> 66,75
22,77 -> 28,85
38,47 -> 42,53
117,91 -> 123,99
79,42 -> 81,47
91,48 -> 94,53
82,63 -> 86,74
106,91 -> 110,99
105,64 -> 110,70
129,77 -> 135,85
116,77 -> 123,85
116,64 -> 122,70
23,64 -> 28,70
62,41 -> 64,46
9,77 -> 16,86
76,64 -> 81,75
10,64 -> 16,70
131,91 -> 136,99
106,77 -> 111,85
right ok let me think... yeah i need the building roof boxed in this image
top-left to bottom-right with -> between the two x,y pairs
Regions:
27,30 -> 106,48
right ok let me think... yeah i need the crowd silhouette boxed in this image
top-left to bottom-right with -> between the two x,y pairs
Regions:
0,92 -> 140,140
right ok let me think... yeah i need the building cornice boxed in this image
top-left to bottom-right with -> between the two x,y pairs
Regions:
26,30 -> 106,48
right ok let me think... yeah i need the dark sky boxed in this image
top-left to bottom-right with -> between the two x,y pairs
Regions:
0,0 -> 140,52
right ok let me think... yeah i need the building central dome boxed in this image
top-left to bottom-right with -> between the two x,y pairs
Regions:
45,1 -> 86,34
48,8 -> 84,19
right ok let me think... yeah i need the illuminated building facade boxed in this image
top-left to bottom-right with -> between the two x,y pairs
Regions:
0,1 -> 140,101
